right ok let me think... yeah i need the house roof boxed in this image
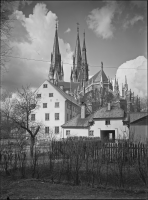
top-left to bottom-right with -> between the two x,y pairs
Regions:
62,105 -> 124,128
48,80 -> 80,106
62,113 -> 94,128
130,112 -> 148,123
130,115 -> 148,125
93,106 -> 124,119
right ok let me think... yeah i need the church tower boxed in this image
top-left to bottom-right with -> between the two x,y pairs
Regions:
72,23 -> 82,83
81,31 -> 89,82
48,20 -> 63,84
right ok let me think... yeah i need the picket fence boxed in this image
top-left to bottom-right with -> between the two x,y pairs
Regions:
37,141 -> 148,163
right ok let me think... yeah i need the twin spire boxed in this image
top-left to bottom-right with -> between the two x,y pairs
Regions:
49,21 -> 88,84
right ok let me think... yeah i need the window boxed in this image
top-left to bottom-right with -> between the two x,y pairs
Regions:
55,102 -> 59,108
43,84 -> 47,88
55,126 -> 59,134
45,127 -> 49,134
37,94 -> 41,98
49,93 -> 53,97
89,130 -> 94,136
105,120 -> 110,125
43,103 -> 47,108
55,113 -> 59,120
31,114 -> 35,121
66,130 -> 70,136
45,113 -> 49,121
67,103 -> 69,109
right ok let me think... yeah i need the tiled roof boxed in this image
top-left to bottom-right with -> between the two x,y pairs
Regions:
62,113 -> 94,128
130,112 -> 148,123
48,81 -> 80,106
93,106 -> 124,119
62,105 -> 124,128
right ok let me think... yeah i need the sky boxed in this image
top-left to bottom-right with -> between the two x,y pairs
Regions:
1,0 -> 147,97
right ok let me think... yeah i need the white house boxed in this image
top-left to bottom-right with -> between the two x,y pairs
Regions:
62,103 -> 129,141
31,80 -> 80,141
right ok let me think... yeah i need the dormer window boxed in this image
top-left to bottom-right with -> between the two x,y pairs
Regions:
43,84 -> 47,88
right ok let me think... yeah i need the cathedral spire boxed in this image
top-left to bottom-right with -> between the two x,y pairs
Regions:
81,30 -> 89,81
73,23 -> 81,70
52,19 -> 60,64
49,19 -> 63,83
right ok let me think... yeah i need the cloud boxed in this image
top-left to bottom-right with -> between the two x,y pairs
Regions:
65,28 -> 71,33
130,1 -> 147,9
116,56 -> 147,98
2,3 -> 73,94
87,1 -> 119,39
123,15 -> 144,29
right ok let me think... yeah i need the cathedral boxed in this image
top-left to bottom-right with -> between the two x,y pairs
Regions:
48,22 -> 141,114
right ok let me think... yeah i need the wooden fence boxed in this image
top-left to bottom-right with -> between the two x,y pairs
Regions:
38,140 -> 148,163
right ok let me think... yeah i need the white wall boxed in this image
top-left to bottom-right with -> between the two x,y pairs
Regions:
90,119 -> 129,139
31,80 -> 66,140
63,128 -> 89,139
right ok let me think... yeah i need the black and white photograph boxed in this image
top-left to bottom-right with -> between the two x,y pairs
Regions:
0,0 -> 147,199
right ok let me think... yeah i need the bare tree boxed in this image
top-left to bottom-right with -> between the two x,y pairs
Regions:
1,86 -> 42,158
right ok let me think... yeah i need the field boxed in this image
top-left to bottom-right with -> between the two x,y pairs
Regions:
0,174 -> 147,199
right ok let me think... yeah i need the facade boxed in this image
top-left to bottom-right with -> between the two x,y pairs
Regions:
129,112 -> 148,144
31,80 -> 80,141
62,103 -> 129,141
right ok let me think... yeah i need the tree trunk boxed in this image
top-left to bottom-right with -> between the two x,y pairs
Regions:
30,136 -> 35,158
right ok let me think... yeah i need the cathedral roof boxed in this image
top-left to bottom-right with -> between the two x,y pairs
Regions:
88,68 -> 108,84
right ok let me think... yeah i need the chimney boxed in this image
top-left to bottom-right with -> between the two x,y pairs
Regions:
107,102 -> 111,111
81,102 -> 86,119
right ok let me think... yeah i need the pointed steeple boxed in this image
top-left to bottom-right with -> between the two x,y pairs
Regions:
49,20 -> 63,83
52,20 -> 60,65
73,23 -> 81,80
81,30 -> 89,82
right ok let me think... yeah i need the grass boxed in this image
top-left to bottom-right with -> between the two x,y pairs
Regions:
0,175 -> 147,199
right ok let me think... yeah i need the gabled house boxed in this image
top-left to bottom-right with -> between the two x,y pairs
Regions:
62,103 -> 129,142
31,80 -> 80,140
129,112 -> 148,144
